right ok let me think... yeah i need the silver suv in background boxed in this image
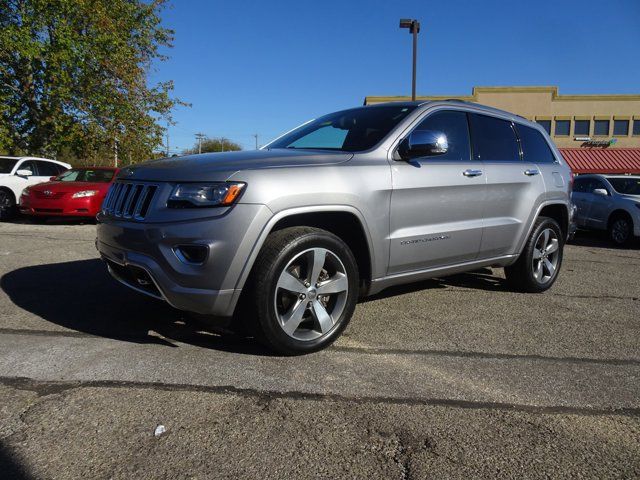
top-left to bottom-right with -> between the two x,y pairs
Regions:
96,101 -> 571,354
572,174 -> 640,245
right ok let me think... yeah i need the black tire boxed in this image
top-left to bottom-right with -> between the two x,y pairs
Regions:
243,226 -> 359,355
505,216 -> 564,293
608,214 -> 633,247
0,189 -> 16,222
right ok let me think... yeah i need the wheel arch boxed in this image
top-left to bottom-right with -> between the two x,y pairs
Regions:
235,206 -> 375,295
607,208 -> 634,230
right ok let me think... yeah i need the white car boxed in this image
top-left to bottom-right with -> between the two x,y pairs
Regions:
0,156 -> 71,221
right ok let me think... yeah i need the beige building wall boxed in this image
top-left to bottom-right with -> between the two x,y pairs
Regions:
365,87 -> 640,148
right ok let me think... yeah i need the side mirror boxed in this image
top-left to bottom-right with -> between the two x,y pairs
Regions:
398,130 -> 448,160
593,188 -> 608,196
16,169 -> 33,177
50,176 -> 57,181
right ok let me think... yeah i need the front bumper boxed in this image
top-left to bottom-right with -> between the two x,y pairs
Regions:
96,203 -> 272,316
20,195 -> 102,217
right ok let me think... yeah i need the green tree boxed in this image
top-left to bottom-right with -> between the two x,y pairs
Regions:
0,0 -> 184,166
183,137 -> 242,155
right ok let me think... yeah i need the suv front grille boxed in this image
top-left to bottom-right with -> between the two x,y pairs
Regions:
101,182 -> 158,220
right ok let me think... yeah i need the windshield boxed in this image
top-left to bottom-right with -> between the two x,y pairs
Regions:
607,177 -> 640,195
0,157 -> 18,174
267,105 -> 417,152
56,169 -> 115,183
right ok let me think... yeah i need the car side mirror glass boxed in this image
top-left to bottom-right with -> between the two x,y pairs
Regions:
16,169 -> 33,177
593,188 -> 608,196
398,130 -> 448,160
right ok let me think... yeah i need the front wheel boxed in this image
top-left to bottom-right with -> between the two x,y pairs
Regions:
609,216 -> 633,246
0,190 -> 16,222
245,227 -> 359,355
505,216 -> 564,293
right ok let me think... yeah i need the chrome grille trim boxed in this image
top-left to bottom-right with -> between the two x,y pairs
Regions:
101,181 -> 158,220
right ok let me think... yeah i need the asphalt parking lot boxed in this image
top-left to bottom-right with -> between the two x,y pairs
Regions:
0,220 -> 639,479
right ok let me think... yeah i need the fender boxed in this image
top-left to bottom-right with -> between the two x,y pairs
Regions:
232,204 -> 377,293
510,200 -> 570,263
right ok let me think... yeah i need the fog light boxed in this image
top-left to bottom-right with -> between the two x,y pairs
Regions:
173,244 -> 209,265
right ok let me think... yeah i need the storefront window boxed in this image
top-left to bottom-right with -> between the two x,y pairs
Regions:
594,120 -> 610,136
554,120 -> 570,136
613,119 -> 629,136
574,120 -> 590,136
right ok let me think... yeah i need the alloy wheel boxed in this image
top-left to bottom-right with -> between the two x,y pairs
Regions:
611,219 -> 630,245
273,247 -> 349,341
531,228 -> 560,285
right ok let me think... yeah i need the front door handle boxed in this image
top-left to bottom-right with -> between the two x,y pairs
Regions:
463,169 -> 483,177
524,169 -> 540,176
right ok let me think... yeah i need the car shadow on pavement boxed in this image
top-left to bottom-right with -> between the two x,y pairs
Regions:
0,443 -> 32,480
569,230 -> 639,250
1,259 -> 272,356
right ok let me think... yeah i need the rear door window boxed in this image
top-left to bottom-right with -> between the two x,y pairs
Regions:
412,110 -> 471,161
469,113 -> 520,161
517,125 -> 557,164
35,161 -> 61,177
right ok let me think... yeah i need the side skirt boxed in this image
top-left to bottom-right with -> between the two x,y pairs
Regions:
366,254 -> 518,296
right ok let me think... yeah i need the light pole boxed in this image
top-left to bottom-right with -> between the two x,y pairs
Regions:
399,18 -> 420,101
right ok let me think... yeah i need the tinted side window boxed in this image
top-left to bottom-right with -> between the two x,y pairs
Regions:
573,178 -> 588,193
53,163 -> 67,175
469,114 -> 519,161
412,110 -> 471,161
517,125 -> 556,164
18,160 -> 38,175
36,161 -> 61,177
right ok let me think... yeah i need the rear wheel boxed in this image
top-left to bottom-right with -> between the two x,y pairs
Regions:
0,190 -> 16,222
608,214 -> 633,246
505,216 -> 564,293
245,227 -> 359,355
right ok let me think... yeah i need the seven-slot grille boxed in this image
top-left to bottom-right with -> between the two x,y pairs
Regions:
101,182 -> 158,220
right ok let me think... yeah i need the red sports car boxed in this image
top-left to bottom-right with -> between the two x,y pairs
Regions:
19,167 -> 119,219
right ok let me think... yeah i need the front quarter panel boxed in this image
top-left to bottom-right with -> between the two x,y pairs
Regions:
229,151 -> 392,281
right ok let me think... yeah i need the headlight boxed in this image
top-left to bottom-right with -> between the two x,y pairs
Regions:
21,188 -> 31,197
72,190 -> 98,198
168,182 -> 245,208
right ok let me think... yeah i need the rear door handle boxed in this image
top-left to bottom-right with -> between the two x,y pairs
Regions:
463,169 -> 483,177
524,169 -> 540,176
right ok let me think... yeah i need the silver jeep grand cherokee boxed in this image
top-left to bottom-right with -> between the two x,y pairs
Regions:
97,101 -> 571,354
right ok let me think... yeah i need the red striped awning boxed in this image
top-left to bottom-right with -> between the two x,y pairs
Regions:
559,148 -> 640,174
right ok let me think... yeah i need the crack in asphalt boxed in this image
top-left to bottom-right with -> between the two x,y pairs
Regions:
2,327 -> 639,367
1,376 -> 639,418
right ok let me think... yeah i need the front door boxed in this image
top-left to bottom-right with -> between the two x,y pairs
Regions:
388,109 -> 486,274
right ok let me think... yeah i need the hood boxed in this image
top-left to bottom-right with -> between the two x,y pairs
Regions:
29,181 -> 111,193
118,149 -> 353,182
619,194 -> 640,202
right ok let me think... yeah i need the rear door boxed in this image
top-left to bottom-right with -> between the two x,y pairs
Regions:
571,177 -> 592,227
388,109 -> 485,273
583,178 -> 612,229
471,114 -> 546,259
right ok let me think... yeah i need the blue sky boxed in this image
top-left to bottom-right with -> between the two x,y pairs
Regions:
150,0 -> 640,152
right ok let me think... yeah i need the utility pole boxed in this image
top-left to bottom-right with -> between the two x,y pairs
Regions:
195,132 -> 206,154
399,18 -> 421,101
221,138 -> 225,153
165,129 -> 170,157
253,133 -> 259,150
114,135 -> 118,168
